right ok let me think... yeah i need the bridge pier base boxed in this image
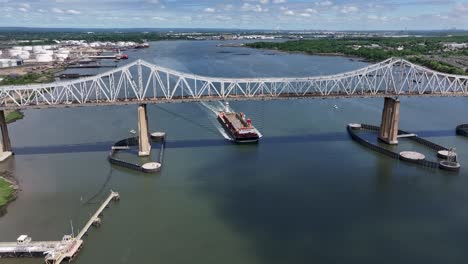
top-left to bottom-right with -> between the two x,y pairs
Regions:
138,104 -> 151,157
379,97 -> 400,145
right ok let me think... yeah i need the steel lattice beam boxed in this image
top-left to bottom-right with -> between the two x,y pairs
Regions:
0,58 -> 467,109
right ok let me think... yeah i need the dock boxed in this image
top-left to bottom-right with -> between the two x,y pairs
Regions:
0,191 -> 120,264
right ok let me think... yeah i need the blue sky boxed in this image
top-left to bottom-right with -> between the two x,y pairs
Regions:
1,0 -> 467,30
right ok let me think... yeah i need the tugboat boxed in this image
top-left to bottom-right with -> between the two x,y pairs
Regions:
217,103 -> 260,143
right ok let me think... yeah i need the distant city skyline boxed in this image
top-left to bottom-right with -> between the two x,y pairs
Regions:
0,0 -> 467,30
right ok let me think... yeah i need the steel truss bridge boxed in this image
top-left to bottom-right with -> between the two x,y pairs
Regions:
1,58 -> 467,110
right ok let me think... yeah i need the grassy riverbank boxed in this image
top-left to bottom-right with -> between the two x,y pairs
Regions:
247,37 -> 468,75
5,110 -> 24,124
0,177 -> 14,210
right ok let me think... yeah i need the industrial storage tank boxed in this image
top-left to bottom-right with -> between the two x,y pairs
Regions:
55,53 -> 69,60
23,46 -> 33,51
18,51 -> 30,60
32,46 -> 43,52
38,50 -> 54,56
9,49 -> 22,57
36,54 -> 53,62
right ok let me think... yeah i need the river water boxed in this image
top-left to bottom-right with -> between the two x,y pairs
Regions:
1,40 -> 468,264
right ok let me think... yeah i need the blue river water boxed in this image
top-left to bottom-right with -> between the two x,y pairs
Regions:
1,40 -> 468,264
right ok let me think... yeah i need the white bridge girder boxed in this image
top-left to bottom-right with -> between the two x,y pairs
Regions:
0,58 -> 467,109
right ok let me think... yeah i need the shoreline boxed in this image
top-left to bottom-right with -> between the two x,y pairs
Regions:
243,45 -> 372,63
0,171 -> 19,217
0,111 -> 23,217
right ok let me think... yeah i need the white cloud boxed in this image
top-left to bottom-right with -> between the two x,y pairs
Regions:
316,1 -> 333,7
340,6 -> 358,14
204,7 -> 216,12
305,8 -> 318,14
273,0 -> 286,3
19,3 -> 30,9
52,8 -> 64,14
368,15 -> 388,21
242,3 -> 267,12
66,9 -> 81,15
260,0 -> 269,4
18,7 -> 28,12
300,13 -> 311,17
152,16 -> 167,21
284,10 -> 294,15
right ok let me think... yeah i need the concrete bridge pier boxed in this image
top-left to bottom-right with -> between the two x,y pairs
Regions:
138,104 -> 151,157
0,110 -> 12,152
379,97 -> 400,145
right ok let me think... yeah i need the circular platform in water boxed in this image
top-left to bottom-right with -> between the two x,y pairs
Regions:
437,150 -> 457,160
348,123 -> 362,129
399,151 -> 425,161
142,162 -> 161,172
439,161 -> 461,171
151,132 -> 166,139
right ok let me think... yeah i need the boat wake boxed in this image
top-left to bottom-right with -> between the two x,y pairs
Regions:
199,102 -> 233,141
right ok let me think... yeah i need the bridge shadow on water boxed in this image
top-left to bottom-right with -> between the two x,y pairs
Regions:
12,129 -> 456,155
184,128 -> 464,264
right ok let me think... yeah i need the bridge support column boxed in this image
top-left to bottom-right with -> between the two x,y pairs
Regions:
0,110 -> 12,152
379,97 -> 400,145
138,104 -> 151,157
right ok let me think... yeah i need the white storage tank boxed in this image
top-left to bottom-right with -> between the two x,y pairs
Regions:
18,51 -> 30,60
9,49 -> 21,57
32,46 -> 43,52
12,46 -> 22,50
36,54 -> 53,62
39,50 -> 53,55
55,53 -> 69,59
43,45 -> 52,50
57,48 -> 70,54
23,46 -> 33,51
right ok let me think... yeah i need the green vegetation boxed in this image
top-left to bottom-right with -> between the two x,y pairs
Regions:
0,72 -> 55,85
0,177 -> 14,208
247,36 -> 468,75
408,56 -> 467,75
5,110 -> 24,124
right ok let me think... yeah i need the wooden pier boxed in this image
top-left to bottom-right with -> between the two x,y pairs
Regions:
0,191 -> 120,264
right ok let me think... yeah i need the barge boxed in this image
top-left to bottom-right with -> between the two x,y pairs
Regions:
217,110 -> 260,143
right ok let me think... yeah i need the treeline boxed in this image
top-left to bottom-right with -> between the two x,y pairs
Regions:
0,31 -> 185,44
247,37 -> 468,75
408,57 -> 467,75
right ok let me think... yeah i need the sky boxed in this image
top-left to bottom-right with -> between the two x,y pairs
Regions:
0,0 -> 467,30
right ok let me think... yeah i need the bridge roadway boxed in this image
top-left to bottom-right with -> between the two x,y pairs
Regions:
1,91 -> 468,111
0,58 -> 466,110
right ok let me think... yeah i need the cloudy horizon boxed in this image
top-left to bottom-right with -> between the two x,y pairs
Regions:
1,0 -> 467,30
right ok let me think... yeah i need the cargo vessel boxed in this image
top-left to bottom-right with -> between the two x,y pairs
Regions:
217,110 -> 260,143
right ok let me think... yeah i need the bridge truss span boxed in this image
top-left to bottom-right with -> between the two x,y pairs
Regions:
1,58 -> 467,109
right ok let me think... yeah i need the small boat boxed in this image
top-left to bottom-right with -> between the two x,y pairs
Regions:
333,105 -> 339,109
129,129 -> 136,134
